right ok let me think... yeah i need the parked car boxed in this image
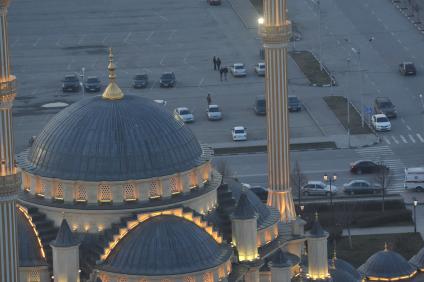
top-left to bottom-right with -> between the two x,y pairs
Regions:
255,62 -> 265,76
153,99 -> 167,106
230,63 -> 247,77
160,72 -> 176,87
350,160 -> 389,174
62,74 -> 80,92
133,74 -> 148,88
232,126 -> 247,141
288,95 -> 302,112
207,0 -> 221,5
399,62 -> 416,76
84,76 -> 101,92
374,97 -> 397,118
404,167 -> 424,191
301,181 -> 337,196
174,107 -> 194,123
371,114 -> 391,132
206,104 -> 222,121
254,95 -> 266,115
343,180 -> 382,195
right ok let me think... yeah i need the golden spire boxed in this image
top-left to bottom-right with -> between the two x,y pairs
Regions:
102,48 -> 124,100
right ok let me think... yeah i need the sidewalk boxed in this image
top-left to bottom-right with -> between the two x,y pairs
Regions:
342,225 -> 416,236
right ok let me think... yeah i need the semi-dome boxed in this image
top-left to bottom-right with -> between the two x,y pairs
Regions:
17,95 -> 203,181
358,248 -> 417,280
99,215 -> 232,276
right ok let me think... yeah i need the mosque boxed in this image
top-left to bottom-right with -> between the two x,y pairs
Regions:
1,0 -> 424,282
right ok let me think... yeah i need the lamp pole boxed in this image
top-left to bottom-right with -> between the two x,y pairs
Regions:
413,198 -> 418,233
80,67 -> 85,97
346,58 -> 351,148
324,174 -> 337,224
318,0 -> 322,71
351,47 -> 364,127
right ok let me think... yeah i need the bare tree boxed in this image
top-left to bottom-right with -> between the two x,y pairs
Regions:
215,160 -> 234,180
291,159 -> 308,210
374,161 -> 393,213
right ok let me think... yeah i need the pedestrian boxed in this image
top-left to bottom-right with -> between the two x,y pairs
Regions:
213,56 -> 217,71
219,68 -> 224,81
216,57 -> 221,70
223,66 -> 228,80
207,93 -> 212,105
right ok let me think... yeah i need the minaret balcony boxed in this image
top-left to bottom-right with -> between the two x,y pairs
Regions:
0,75 -> 16,98
259,21 -> 292,44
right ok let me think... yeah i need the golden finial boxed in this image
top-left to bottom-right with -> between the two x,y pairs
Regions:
315,211 -> 319,221
102,47 -> 124,100
384,242 -> 388,251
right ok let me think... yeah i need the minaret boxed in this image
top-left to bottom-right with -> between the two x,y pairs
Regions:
259,0 -> 296,222
0,0 -> 21,281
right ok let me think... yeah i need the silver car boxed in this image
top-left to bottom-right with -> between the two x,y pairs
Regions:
206,104 -> 222,121
301,181 -> 337,196
343,180 -> 382,195
174,107 -> 194,123
255,62 -> 265,76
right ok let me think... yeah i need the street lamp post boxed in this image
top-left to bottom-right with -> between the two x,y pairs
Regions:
351,47 -> 364,128
317,0 -> 322,71
413,198 -> 418,233
323,174 -> 337,209
346,58 -> 351,148
80,67 -> 85,97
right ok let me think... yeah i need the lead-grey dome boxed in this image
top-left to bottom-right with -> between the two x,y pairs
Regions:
99,215 -> 232,275
17,95 -> 203,181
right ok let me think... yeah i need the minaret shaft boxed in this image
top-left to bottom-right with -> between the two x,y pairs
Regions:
0,2 -> 20,282
261,0 -> 296,222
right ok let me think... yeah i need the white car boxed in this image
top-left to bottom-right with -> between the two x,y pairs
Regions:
232,126 -> 247,141
153,99 -> 167,106
174,107 -> 194,123
301,181 -> 337,196
230,63 -> 247,77
255,62 -> 265,76
371,114 -> 391,131
207,104 -> 222,121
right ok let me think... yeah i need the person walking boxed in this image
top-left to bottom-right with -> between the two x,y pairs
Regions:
207,93 -> 212,105
223,66 -> 228,80
219,68 -> 224,81
213,56 -> 217,70
216,57 -> 221,70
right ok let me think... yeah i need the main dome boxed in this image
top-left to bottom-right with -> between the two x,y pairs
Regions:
17,95 -> 203,181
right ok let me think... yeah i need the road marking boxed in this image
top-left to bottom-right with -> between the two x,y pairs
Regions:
32,37 -> 41,47
384,136 -> 391,145
409,134 -> 416,143
392,136 -> 400,144
400,135 -> 408,143
416,133 -> 424,142
157,13 -> 168,21
146,31 -> 154,41
397,39 -> 402,44
377,17 -> 382,22
159,55 -> 166,66
123,32 -> 132,44
406,125 -> 412,131
102,34 -> 109,44
78,34 -> 86,45
198,78 -> 204,87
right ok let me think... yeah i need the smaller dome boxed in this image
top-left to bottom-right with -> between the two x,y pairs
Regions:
99,215 -> 232,276
329,258 -> 361,281
358,249 -> 416,280
329,268 -> 360,282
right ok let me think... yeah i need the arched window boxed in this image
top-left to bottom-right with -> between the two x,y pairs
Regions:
203,272 -> 214,282
35,178 -> 45,197
218,266 -> 226,279
28,270 -> 40,282
23,173 -> 31,192
98,184 -> 112,203
123,184 -> 137,202
184,276 -> 195,282
149,180 -> 161,199
189,170 -> 198,189
75,185 -> 87,202
170,176 -> 181,195
54,183 -> 64,200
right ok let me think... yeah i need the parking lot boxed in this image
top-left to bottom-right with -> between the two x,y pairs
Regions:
8,0 -> 322,152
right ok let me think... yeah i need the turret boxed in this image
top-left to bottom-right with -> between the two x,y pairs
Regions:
270,249 -> 292,282
232,192 -> 258,262
306,213 -> 329,280
50,219 -> 80,282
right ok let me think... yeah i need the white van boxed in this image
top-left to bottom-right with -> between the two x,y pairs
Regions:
404,167 -> 424,191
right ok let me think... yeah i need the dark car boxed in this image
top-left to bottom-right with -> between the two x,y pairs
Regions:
62,74 -> 80,92
254,95 -> 266,115
399,62 -> 416,76
350,160 -> 389,174
374,97 -> 397,118
288,95 -> 301,112
159,72 -> 176,88
133,74 -> 148,88
249,186 -> 268,203
84,76 -> 101,92
207,0 -> 221,5
343,180 -> 382,195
